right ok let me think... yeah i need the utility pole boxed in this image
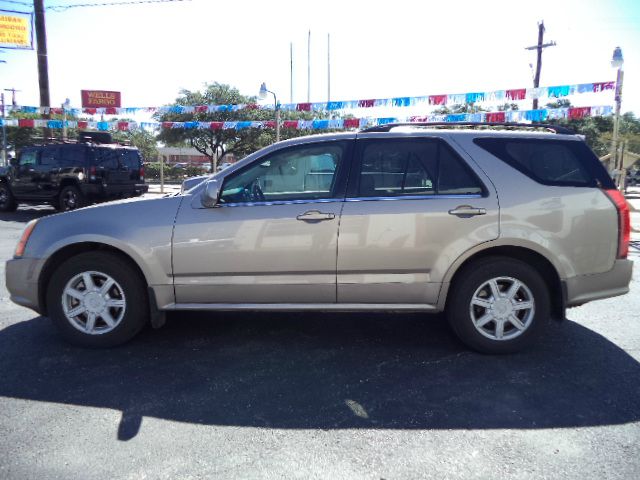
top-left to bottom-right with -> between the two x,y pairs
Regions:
290,42 -> 293,104
307,29 -> 311,103
4,88 -> 20,107
327,33 -> 331,103
34,0 -> 51,141
525,21 -> 556,110
1,93 -> 7,166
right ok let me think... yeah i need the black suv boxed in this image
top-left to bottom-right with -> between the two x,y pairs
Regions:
0,133 -> 148,212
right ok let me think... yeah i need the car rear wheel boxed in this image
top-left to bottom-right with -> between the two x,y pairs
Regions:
446,256 -> 550,354
46,252 -> 149,347
58,185 -> 86,211
0,183 -> 18,212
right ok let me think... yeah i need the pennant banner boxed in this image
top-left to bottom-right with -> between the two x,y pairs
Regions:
8,81 -> 616,116
0,106 -> 614,132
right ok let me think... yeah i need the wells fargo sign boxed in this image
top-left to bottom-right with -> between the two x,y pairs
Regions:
0,10 -> 33,50
81,90 -> 122,108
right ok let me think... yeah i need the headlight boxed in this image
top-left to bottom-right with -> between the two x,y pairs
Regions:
14,219 -> 38,258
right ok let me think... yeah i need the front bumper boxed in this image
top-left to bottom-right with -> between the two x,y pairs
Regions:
566,259 -> 633,307
5,257 -> 43,314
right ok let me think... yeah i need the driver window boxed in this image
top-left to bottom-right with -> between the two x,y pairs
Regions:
220,142 -> 346,204
20,151 -> 38,167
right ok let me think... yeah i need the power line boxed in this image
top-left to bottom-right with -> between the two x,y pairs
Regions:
0,0 -> 33,8
46,0 -> 191,12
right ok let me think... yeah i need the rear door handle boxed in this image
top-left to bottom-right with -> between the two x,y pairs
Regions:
296,210 -> 336,222
448,205 -> 487,217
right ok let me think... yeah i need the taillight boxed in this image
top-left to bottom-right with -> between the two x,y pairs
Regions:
87,165 -> 97,181
604,189 -> 631,259
15,219 -> 38,258
139,165 -> 145,182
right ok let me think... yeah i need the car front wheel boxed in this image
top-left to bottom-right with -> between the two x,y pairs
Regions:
0,183 -> 18,212
446,256 -> 550,354
46,252 -> 149,347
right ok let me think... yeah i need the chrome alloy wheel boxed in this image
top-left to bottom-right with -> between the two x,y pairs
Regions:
61,271 -> 126,335
469,276 -> 535,341
62,190 -> 78,209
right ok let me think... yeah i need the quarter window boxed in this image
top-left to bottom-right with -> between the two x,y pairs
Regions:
356,139 -> 483,197
220,142 -> 347,204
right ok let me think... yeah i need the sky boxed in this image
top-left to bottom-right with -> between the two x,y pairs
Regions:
0,0 -> 639,118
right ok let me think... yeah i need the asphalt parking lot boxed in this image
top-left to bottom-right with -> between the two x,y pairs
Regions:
0,197 -> 639,479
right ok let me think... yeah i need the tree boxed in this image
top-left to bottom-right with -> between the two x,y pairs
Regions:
156,82 -> 327,170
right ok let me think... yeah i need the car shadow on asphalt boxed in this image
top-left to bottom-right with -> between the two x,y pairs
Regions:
0,205 -> 57,223
1,312 -> 639,441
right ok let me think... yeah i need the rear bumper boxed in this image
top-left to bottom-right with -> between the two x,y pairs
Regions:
566,259 -> 633,307
5,256 -> 43,314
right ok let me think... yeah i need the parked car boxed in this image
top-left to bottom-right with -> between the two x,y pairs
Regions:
0,133 -> 148,212
6,123 -> 632,353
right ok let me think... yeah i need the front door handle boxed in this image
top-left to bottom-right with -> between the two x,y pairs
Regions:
296,210 -> 336,222
448,205 -> 487,217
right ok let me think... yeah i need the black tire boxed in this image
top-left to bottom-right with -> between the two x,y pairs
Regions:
58,185 -> 86,211
46,252 -> 149,347
0,183 -> 18,212
446,256 -> 551,354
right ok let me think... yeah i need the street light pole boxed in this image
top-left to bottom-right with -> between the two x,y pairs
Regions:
1,92 -> 7,166
259,82 -> 280,143
610,47 -> 624,190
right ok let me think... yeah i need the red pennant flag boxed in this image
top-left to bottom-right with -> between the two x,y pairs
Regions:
195,105 -> 208,113
296,103 -> 312,111
77,121 -> 88,129
485,112 -> 506,122
343,118 -> 360,128
506,89 -> 526,100
428,95 -> 447,105
568,107 -> 590,119
210,122 -> 224,130
162,122 -> 174,129
84,108 -> 97,115
357,99 -> 375,108
105,107 -> 117,115
283,121 -> 299,128
117,121 -> 129,131
18,119 -> 35,128
263,121 -> 276,128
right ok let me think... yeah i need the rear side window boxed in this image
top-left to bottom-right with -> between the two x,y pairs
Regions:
355,138 -> 484,198
121,150 -> 141,170
57,146 -> 86,167
39,147 -> 58,166
474,138 -> 615,188
91,148 -> 119,169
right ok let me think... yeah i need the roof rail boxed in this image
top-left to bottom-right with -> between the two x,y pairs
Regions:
360,122 -> 575,135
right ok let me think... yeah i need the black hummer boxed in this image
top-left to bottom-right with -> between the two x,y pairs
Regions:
0,132 -> 148,212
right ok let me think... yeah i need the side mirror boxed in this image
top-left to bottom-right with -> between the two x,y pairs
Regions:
10,158 -> 18,167
201,178 -> 221,208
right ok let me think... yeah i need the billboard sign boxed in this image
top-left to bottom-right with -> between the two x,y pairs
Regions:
0,10 -> 33,50
81,90 -> 122,108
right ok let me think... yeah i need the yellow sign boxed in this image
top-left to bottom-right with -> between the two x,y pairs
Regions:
0,10 -> 33,50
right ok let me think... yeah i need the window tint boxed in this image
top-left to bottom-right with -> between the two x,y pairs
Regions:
20,150 -> 38,166
92,148 -> 119,169
358,141 -> 436,197
474,138 -> 615,188
39,147 -> 58,166
438,144 -> 484,195
121,150 -> 141,170
356,139 -> 483,197
221,142 -> 346,204
57,146 -> 86,167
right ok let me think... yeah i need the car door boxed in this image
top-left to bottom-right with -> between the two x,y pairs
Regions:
172,139 -> 353,305
35,146 -> 61,196
12,148 -> 40,197
337,134 -> 499,306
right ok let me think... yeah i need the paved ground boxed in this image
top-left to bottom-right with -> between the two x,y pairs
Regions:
0,194 -> 639,479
